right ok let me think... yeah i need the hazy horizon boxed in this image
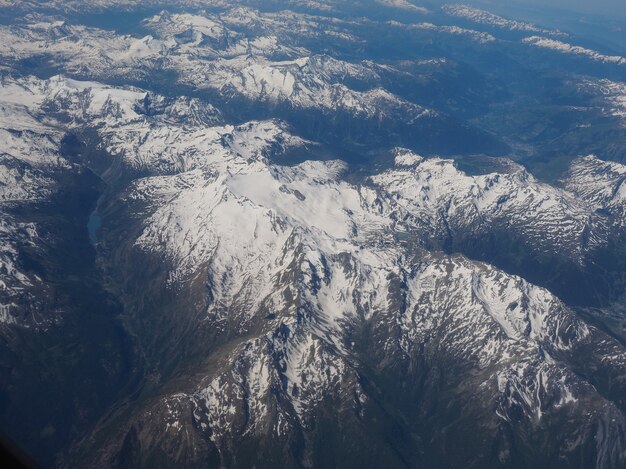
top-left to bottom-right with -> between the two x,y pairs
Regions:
460,0 -> 626,20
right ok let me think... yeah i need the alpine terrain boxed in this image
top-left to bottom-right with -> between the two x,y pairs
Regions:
1,1 -> 626,468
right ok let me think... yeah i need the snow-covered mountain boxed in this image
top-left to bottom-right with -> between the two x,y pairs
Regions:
442,4 -> 566,37
6,73 -> 624,466
562,156 -> 626,225
523,36 -> 626,66
3,70 -> 626,468
371,150 -> 610,260
1,2 -> 626,469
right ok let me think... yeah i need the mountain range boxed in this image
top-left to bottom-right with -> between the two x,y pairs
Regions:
1,1 -> 626,468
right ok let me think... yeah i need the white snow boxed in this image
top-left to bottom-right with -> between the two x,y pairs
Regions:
377,0 -> 429,14
523,36 -> 626,65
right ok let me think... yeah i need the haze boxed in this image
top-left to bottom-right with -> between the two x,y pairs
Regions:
469,0 -> 626,20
